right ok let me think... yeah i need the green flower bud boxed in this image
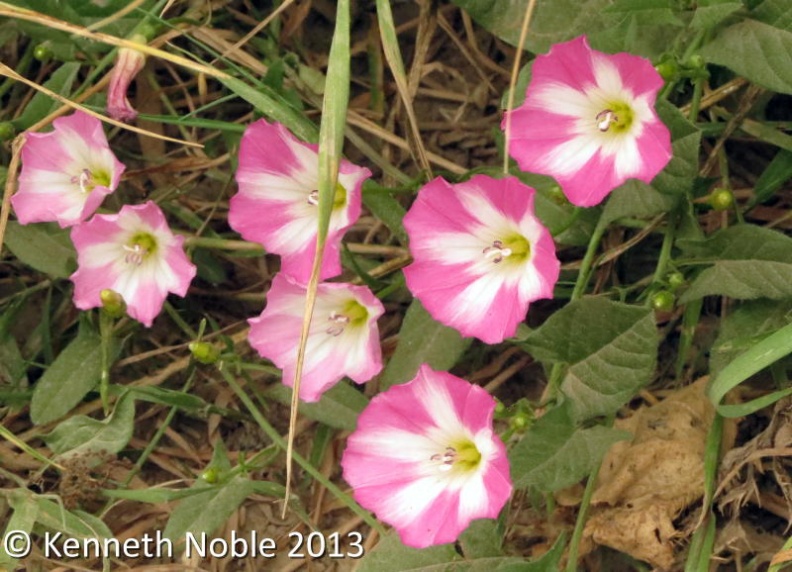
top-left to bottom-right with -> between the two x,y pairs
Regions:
667,271 -> 685,291
189,341 -> 221,365
709,188 -> 734,211
687,54 -> 705,69
200,467 -> 219,484
33,43 -> 53,62
651,290 -> 675,312
547,185 -> 568,206
100,289 -> 126,319
509,412 -> 530,432
655,61 -> 678,82
0,122 -> 15,141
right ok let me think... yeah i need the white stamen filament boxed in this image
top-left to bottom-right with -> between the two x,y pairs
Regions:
73,169 -> 93,193
482,240 -> 512,264
307,190 -> 320,206
326,311 -> 350,336
430,446 -> 457,472
596,109 -> 618,132
123,243 -> 146,265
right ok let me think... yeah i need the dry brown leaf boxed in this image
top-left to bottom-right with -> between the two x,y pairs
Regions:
582,378 -> 715,570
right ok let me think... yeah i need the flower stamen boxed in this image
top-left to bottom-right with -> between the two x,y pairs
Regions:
326,311 -> 350,336
430,446 -> 457,472
307,189 -> 320,205
483,240 -> 513,264
72,169 -> 94,193
123,243 -> 147,265
596,109 -> 618,132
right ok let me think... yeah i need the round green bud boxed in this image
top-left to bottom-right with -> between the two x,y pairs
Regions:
688,54 -> 705,69
0,122 -> 15,141
655,61 -> 678,82
100,289 -> 126,319
200,467 -> 219,484
510,413 -> 530,432
651,290 -> 675,312
547,185 -> 568,206
33,44 -> 53,62
667,271 -> 685,291
189,341 -> 221,365
709,188 -> 734,211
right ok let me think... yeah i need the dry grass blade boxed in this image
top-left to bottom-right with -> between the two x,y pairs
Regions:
376,0 -> 433,175
502,0 -> 538,174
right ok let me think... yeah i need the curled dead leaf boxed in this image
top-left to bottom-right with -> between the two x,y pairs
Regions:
582,379 -> 715,570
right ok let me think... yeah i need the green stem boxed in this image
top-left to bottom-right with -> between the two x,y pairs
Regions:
184,236 -> 264,252
565,456 -> 604,572
99,311 -> 114,416
571,220 -> 607,301
647,210 -> 677,305
219,367 -> 387,535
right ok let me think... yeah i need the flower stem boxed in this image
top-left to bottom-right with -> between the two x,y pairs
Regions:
219,366 -> 387,535
99,310 -> 114,416
565,455 -> 604,572
647,210 -> 677,304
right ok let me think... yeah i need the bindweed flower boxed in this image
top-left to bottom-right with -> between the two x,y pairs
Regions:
230,119 -> 371,283
107,37 -> 146,122
12,111 -> 125,227
248,274 -> 384,402
504,36 -> 672,207
341,364 -> 512,548
70,201 -> 197,327
403,174 -> 559,344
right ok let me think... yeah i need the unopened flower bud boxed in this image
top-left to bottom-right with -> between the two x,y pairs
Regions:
709,188 -> 734,211
189,341 -> 221,365
651,290 -> 675,312
667,271 -> 685,290
100,289 -> 126,318
0,122 -> 15,141
655,61 -> 678,82
33,43 -> 52,62
200,467 -> 219,484
107,35 -> 147,122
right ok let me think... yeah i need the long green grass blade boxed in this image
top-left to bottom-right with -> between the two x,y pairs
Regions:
283,0 -> 352,516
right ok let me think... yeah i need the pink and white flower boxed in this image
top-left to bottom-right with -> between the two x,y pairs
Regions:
504,36 -> 672,207
12,111 -> 125,227
403,174 -> 559,344
341,364 -> 512,548
248,274 -> 384,402
230,119 -> 371,283
107,38 -> 146,122
70,201 -> 196,327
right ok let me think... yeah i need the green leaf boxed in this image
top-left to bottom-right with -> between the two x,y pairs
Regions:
129,386 -> 210,412
163,475 -> 257,544
700,19 -> 792,94
601,179 -> 677,226
680,225 -> 792,301
510,403 -> 630,491
0,332 -> 27,386
708,320 -> 792,417
602,0 -> 684,26
265,381 -> 367,431
378,299 -> 471,391
652,100 -> 702,195
458,519 -> 504,559
751,149 -> 792,205
5,488 -> 112,539
710,299 -> 792,377
691,2 -> 743,29
43,392 -> 134,461
450,0 -> 611,53
13,62 -> 81,130
30,326 -> 105,425
752,0 -> 792,30
522,298 -> 658,421
362,185 -> 408,245
4,222 -> 77,279
358,533 -> 458,571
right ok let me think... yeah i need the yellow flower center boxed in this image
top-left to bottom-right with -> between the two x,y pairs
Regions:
595,101 -> 634,134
